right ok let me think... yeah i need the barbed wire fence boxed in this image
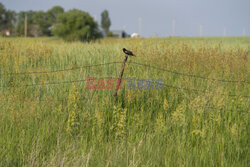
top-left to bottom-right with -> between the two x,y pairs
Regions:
1,62 -> 124,76
128,61 -> 250,84
0,60 -> 249,112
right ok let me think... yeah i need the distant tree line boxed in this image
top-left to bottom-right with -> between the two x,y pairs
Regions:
0,3 -> 16,35
0,3 -> 112,42
16,6 -> 64,37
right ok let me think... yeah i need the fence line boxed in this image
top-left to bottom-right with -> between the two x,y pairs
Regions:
2,61 -> 249,85
0,61 -> 248,97
0,76 -> 249,98
0,79 -> 86,88
128,61 -> 249,84
1,60 -> 249,85
1,62 -> 123,76
0,77 -> 116,88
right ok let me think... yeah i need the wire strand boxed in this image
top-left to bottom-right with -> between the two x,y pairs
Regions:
1,62 -> 123,76
128,61 -> 249,84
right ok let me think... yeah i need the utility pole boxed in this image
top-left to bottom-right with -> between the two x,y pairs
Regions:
242,27 -> 246,36
138,17 -> 142,36
122,25 -> 126,31
223,27 -> 227,37
24,14 -> 27,37
200,24 -> 203,37
172,20 -> 176,36
94,14 -> 97,22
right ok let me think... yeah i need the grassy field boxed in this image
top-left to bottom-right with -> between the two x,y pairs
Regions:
0,37 -> 249,166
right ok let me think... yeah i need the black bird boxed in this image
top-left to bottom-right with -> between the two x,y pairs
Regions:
123,48 -> 135,56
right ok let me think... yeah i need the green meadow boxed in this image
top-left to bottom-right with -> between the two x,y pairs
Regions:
0,37 -> 249,166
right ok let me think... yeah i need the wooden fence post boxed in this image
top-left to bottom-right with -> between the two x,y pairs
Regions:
24,14 -> 27,37
113,55 -> 128,101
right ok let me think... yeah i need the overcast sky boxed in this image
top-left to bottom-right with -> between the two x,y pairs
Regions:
1,0 -> 250,37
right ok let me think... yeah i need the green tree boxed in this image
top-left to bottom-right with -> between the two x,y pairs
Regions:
47,6 -> 64,25
0,3 -> 6,32
16,9 -> 60,37
33,11 -> 51,36
0,3 -> 16,35
52,9 -> 102,42
3,10 -> 16,31
101,10 -> 111,34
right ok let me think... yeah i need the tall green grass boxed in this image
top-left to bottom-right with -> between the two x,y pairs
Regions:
0,37 -> 249,166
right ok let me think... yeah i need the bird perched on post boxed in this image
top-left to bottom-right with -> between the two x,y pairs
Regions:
123,48 -> 136,57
